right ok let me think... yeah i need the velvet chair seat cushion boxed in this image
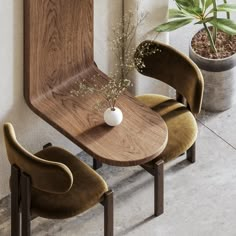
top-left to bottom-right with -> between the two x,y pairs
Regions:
31,147 -> 108,219
136,94 -> 198,166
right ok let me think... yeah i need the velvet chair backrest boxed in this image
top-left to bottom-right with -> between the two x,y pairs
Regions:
135,40 -> 204,115
3,123 -> 73,194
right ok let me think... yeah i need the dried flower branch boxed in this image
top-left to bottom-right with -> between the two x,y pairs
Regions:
71,73 -> 132,110
134,41 -> 162,73
71,8 -> 159,111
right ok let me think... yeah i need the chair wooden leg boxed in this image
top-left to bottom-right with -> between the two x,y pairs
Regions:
21,173 -> 31,236
154,160 -> 164,217
187,142 -> 196,163
11,165 -> 20,236
103,190 -> 113,236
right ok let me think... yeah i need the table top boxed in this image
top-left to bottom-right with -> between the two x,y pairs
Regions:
29,66 -> 168,167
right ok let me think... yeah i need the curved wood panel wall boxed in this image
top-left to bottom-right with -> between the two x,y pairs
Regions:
24,0 -> 94,101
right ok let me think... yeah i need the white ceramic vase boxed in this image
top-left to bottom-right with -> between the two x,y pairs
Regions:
104,107 -> 123,126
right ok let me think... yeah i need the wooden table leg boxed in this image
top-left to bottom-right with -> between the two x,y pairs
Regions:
43,143 -> 52,149
154,160 -> 164,217
93,159 -> 103,170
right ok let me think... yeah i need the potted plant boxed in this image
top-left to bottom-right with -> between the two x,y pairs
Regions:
155,0 -> 236,111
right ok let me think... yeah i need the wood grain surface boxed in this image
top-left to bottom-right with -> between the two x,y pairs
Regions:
24,0 -> 168,166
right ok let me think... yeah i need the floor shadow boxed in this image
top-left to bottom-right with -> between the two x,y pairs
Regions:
117,215 -> 155,236
165,159 -> 192,175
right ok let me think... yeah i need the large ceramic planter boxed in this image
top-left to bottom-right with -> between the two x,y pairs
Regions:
189,36 -> 236,112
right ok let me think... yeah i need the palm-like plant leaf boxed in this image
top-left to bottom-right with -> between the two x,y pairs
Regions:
176,0 -> 195,8
216,4 -> 236,12
169,9 -> 188,19
194,0 -> 200,7
154,0 -> 235,53
201,0 -> 205,8
210,18 -> 236,35
195,17 -> 213,24
201,0 -> 213,12
156,18 -> 193,32
177,5 -> 203,17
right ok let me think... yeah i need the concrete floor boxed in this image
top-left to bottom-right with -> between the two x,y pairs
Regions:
0,105 -> 236,235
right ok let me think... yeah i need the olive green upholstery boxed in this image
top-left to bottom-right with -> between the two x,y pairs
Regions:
135,40 -> 204,115
136,95 -> 197,165
3,123 -> 108,219
135,41 -> 204,166
4,123 -> 73,194
32,147 -> 108,219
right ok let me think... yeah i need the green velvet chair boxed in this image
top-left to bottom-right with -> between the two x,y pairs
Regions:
135,40 -> 204,216
3,123 -> 113,236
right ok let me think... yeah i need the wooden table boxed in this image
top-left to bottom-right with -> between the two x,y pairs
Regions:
26,67 -> 168,167
24,0 -> 168,167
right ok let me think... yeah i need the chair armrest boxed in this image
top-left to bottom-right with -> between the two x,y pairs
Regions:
4,123 -> 73,194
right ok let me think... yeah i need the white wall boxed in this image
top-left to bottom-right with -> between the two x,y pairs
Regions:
94,0 -> 123,73
124,0 -> 170,96
0,0 -> 168,199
